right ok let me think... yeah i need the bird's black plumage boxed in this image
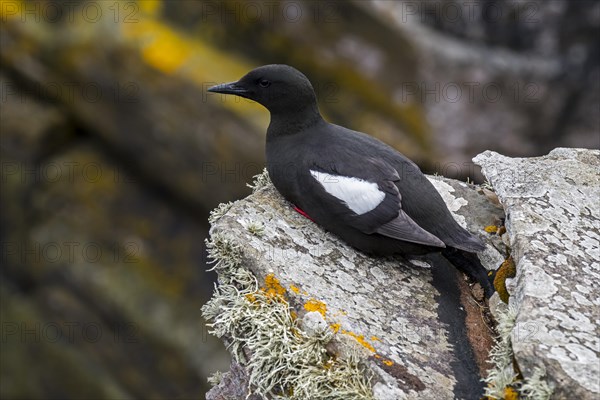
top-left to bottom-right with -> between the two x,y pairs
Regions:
209,64 -> 494,296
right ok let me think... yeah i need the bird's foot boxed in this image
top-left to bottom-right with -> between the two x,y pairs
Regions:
293,205 -> 314,222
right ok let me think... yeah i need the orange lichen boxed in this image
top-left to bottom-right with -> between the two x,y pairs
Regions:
288,284 -> 308,296
485,225 -> 499,233
262,273 -> 287,298
304,298 -> 327,317
494,256 -> 517,303
245,293 -> 257,303
342,330 -> 376,353
504,386 -> 519,400
331,326 -> 392,363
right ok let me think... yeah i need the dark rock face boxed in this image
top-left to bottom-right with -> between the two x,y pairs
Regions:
1,78 -> 229,398
367,0 -> 600,172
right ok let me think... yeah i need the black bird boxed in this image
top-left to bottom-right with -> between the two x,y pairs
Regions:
209,64 -> 494,296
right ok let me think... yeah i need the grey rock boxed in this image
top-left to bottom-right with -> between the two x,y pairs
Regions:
301,311 -> 329,337
206,175 -> 504,399
206,362 -> 261,400
474,148 -> 600,399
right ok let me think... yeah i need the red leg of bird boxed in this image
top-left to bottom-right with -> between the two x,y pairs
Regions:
293,206 -> 314,222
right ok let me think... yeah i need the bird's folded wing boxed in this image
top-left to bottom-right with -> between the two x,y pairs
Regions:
309,158 -> 445,247
376,212 -> 446,247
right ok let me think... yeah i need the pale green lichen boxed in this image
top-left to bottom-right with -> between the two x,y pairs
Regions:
246,168 -> 272,193
484,304 -> 518,399
518,367 -> 554,400
481,179 -> 495,191
209,201 -> 235,225
207,370 -> 224,386
201,233 -> 374,399
483,305 -> 554,399
246,222 -> 265,237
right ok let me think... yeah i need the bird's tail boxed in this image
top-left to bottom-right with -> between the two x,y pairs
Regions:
441,247 -> 495,298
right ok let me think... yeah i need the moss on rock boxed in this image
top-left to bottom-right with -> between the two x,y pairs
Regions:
202,230 -> 374,399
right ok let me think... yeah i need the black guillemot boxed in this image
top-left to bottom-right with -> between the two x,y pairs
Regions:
209,64 -> 495,297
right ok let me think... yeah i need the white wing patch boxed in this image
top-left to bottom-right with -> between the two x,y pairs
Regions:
310,170 -> 385,215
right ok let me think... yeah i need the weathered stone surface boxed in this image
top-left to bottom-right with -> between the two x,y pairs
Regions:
206,175 -> 504,399
206,362 -> 261,400
474,148 -> 600,399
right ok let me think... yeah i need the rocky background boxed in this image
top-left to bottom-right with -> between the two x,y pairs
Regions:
1,1 -> 598,398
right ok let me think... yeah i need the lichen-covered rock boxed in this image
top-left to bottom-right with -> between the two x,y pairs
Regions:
206,362 -> 261,400
474,148 -> 600,399
204,173 -> 505,399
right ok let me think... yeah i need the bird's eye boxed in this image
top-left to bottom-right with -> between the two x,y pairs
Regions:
258,79 -> 271,88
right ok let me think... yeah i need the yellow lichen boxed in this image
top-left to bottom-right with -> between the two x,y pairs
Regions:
286,283 -> 308,296
330,323 -> 341,334
304,298 -> 327,317
371,336 -> 380,342
494,256 -> 517,303
382,360 -> 394,367
262,273 -> 287,299
485,225 -> 499,233
342,330 -> 376,353
504,386 -> 519,400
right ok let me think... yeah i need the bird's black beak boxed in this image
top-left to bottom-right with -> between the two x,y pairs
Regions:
207,81 -> 249,98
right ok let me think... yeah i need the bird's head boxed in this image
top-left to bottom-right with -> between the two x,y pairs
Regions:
208,64 -> 319,115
